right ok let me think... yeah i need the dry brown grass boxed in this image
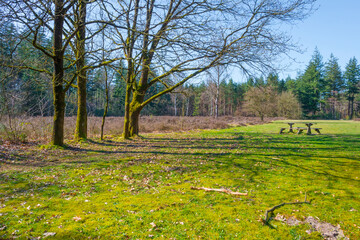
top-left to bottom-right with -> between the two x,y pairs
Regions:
0,115 -> 282,143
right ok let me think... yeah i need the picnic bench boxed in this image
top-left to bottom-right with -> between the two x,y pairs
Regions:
280,122 -> 322,135
279,122 -> 295,134
303,123 -> 322,135
313,128 -> 322,134
295,127 -> 307,134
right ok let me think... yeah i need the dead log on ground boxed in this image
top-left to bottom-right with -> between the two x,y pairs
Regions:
190,186 -> 248,196
262,193 -> 311,225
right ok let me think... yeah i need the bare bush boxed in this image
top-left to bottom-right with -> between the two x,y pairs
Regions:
244,86 -> 302,120
243,86 -> 278,121
277,91 -> 302,119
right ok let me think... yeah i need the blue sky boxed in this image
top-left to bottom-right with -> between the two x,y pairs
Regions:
277,0 -> 360,79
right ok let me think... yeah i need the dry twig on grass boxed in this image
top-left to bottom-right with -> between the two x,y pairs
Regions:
190,186 -> 248,196
262,193 -> 311,225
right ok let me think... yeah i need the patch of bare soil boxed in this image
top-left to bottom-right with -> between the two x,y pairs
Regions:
305,217 -> 348,240
274,214 -> 349,240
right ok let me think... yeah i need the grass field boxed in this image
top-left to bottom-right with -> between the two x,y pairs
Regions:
0,120 -> 359,239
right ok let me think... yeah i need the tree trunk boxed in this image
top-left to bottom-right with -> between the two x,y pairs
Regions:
100,93 -> 108,140
52,85 -> 65,146
75,71 -> 87,139
124,90 -> 144,138
186,98 -> 189,116
174,94 -> 177,116
350,97 -> 354,119
129,108 -> 141,136
75,0 -> 87,141
101,68 -> 109,140
260,114 -> 264,122
215,87 -> 219,118
123,83 -> 132,139
52,0 -> 65,146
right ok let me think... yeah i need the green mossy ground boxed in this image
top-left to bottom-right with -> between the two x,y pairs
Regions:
0,120 -> 359,239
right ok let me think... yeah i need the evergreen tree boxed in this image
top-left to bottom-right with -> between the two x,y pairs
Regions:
278,79 -> 287,92
284,76 -> 297,93
266,72 -> 280,91
0,22 -> 19,117
324,54 -> 343,97
297,49 -> 324,115
112,73 -> 127,116
344,57 -> 360,118
255,76 -> 265,87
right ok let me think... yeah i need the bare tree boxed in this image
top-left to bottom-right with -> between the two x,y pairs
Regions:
101,0 -> 316,138
244,86 -> 278,121
244,86 -> 301,120
0,0 -> 80,145
207,65 -> 229,118
1,0 -> 110,145
74,0 -> 88,141
277,91 -> 302,119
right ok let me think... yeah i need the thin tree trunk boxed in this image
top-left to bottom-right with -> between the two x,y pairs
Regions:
260,113 -> 264,122
101,68 -> 109,140
215,87 -> 219,118
181,96 -> 185,116
350,97 -> 354,119
186,98 -> 189,116
174,94 -> 177,116
123,83 -> 132,139
75,0 -> 87,141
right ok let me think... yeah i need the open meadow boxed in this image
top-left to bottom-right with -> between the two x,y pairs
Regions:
0,120 -> 359,239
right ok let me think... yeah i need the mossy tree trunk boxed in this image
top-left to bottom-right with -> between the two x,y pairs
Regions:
127,91 -> 145,137
123,86 -> 146,138
52,0 -> 66,146
75,0 -> 87,141
123,63 -> 135,139
123,83 -> 132,139
52,83 -> 65,146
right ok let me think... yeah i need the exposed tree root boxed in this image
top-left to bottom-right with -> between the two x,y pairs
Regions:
262,193 -> 311,225
190,186 -> 248,196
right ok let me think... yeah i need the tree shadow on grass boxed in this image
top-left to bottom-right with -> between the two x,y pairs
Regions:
1,132 -> 359,218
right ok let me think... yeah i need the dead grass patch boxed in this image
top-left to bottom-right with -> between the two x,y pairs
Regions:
0,116 -> 282,143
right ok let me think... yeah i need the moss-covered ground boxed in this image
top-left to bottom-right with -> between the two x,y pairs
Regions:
0,120 -> 359,239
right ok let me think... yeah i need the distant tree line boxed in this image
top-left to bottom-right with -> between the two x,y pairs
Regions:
2,32 -> 359,121
1,20 -> 359,118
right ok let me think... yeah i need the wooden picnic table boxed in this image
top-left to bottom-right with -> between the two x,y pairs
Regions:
280,122 -> 322,135
305,123 -> 313,135
279,122 -> 295,134
296,123 -> 322,135
287,122 -> 295,133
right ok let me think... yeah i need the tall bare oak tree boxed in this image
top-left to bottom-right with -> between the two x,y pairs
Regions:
101,0 -> 316,138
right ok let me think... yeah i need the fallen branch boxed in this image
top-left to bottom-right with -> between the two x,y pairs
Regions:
190,186 -> 248,196
262,193 -> 311,225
